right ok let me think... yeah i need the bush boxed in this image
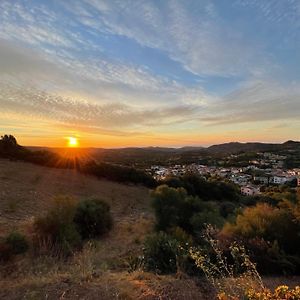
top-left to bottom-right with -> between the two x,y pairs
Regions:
151,185 -> 224,235
221,199 -> 300,274
163,174 -> 240,202
0,232 -> 29,262
191,225 -> 264,300
6,232 -> 29,255
74,199 -> 113,239
81,160 -> 156,187
34,196 -> 81,255
151,185 -> 188,231
143,232 -> 178,274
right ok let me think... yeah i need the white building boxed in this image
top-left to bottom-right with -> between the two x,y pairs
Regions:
241,185 -> 261,196
270,176 -> 294,185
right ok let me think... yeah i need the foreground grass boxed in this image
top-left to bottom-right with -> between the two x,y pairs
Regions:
1,159 -> 299,299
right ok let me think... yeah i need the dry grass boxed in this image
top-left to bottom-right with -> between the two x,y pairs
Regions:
0,159 -> 299,299
0,159 -> 210,299
0,159 -> 152,234
0,269 -> 210,300
263,276 -> 300,289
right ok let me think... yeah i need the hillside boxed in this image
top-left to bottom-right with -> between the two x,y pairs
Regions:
1,159 -> 300,299
0,159 -> 208,299
27,141 -> 300,167
207,141 -> 300,154
0,159 -> 152,234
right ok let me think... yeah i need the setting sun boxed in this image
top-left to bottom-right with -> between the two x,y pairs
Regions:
67,136 -> 78,147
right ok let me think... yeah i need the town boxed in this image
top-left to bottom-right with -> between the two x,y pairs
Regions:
148,151 -> 300,196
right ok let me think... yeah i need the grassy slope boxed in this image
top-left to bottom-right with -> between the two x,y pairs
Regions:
0,159 -> 208,299
0,159 -> 298,299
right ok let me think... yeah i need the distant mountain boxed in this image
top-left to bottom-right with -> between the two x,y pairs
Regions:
25,141 -> 299,167
178,146 -> 204,152
207,141 -> 300,154
27,141 -> 300,155
282,140 -> 300,147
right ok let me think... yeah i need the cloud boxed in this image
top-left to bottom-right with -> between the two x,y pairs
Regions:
235,0 -> 300,24
0,0 -> 299,145
0,40 -> 72,86
66,0 -> 273,77
0,81 -> 200,133
0,38 -> 209,108
1,39 -> 299,133
201,80 -> 300,124
0,1 -> 74,48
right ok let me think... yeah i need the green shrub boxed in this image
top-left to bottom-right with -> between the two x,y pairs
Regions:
190,204 -> 224,234
34,196 -> 81,255
151,185 -> 188,231
143,232 -> 178,274
6,232 -> 29,255
74,199 -> 113,239
151,185 -> 224,235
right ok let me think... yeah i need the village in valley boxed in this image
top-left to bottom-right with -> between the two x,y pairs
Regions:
148,151 -> 300,196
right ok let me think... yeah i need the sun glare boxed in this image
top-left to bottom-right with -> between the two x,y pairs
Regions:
67,136 -> 78,147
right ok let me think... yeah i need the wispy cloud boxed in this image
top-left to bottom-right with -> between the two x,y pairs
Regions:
0,81 -> 200,132
0,0 -> 299,145
201,80 -> 300,125
65,0 -> 273,77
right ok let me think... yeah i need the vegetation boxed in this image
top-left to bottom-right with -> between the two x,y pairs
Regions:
151,184 -> 225,234
148,180 -> 300,276
74,199 -> 113,239
34,196 -> 112,256
190,225 -> 264,299
0,231 -> 29,261
222,189 -> 300,274
143,232 -> 178,274
5,232 -> 29,255
34,196 -> 82,256
81,160 -> 156,187
245,285 -> 300,300
1,134 -> 300,298
162,173 -> 240,202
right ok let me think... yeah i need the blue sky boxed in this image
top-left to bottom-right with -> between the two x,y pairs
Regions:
0,0 -> 299,147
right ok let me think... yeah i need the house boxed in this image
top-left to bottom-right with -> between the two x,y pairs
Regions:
230,174 -> 251,186
253,176 -> 269,185
241,185 -> 260,196
269,176 -> 295,185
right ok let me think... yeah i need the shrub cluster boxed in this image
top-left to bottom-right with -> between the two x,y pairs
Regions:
147,181 -> 300,276
143,232 -> 178,274
142,183 -> 237,274
74,199 -> 113,239
34,196 -> 113,256
81,160 -> 156,187
162,173 -> 240,202
151,185 -> 225,235
222,197 -> 300,274
142,228 -> 195,275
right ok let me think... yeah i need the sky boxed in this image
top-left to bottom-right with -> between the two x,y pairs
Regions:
0,0 -> 300,148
